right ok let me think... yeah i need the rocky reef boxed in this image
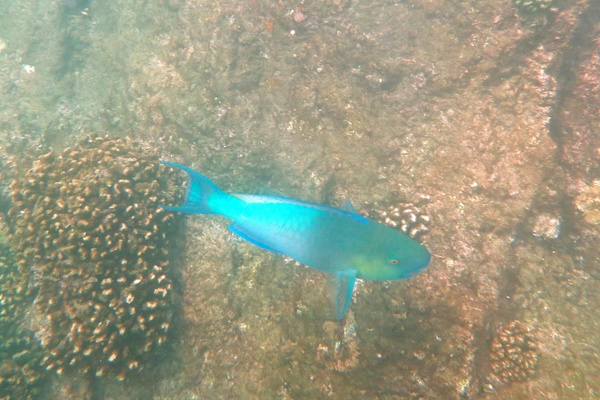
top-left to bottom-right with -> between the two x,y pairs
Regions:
7,136 -> 182,380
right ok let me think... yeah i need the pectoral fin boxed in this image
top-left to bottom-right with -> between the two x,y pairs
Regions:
342,200 -> 358,214
329,271 -> 357,320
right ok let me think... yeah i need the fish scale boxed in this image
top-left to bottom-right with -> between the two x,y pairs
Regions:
233,196 -> 323,262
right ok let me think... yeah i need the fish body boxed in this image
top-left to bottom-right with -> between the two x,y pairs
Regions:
161,162 -> 431,319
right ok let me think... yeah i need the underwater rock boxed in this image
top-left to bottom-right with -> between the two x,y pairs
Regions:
0,243 -> 47,400
488,320 -> 538,385
8,136 -> 182,380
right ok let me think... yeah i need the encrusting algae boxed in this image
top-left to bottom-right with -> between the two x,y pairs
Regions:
7,135 -> 183,381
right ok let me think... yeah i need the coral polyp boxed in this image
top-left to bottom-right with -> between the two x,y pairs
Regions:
0,242 -> 47,400
8,135 -> 181,379
364,200 -> 431,240
488,320 -> 539,384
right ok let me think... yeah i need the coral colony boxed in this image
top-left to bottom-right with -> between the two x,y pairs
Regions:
0,242 -> 47,399
8,136 -> 181,381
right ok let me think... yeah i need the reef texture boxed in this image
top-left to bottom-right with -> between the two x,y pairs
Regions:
8,136 -> 181,380
0,242 -> 29,328
0,242 -> 47,400
488,321 -> 539,385
532,214 -> 561,239
575,183 -> 600,225
511,0 -> 555,13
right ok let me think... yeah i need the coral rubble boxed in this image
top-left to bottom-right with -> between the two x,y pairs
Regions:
8,136 -> 181,380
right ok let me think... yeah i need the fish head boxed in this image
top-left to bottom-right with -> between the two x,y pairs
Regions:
352,229 -> 431,281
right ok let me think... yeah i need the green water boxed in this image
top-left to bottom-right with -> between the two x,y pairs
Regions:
0,0 -> 598,399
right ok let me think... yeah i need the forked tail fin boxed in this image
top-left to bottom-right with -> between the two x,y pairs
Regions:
160,161 -> 230,214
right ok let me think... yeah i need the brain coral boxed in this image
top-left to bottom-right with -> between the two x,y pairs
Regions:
8,135 -> 182,380
489,320 -> 539,384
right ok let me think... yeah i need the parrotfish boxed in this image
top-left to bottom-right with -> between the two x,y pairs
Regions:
161,162 -> 431,319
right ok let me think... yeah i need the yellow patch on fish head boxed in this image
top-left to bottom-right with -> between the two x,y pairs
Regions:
352,244 -> 430,281
352,253 -> 403,280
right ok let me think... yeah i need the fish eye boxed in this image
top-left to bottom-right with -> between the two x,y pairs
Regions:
389,259 -> 399,265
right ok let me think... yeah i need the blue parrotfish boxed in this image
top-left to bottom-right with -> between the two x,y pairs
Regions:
160,162 -> 431,319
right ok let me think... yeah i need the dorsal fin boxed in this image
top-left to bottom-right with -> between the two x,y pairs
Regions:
253,187 -> 287,197
235,194 -> 368,224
